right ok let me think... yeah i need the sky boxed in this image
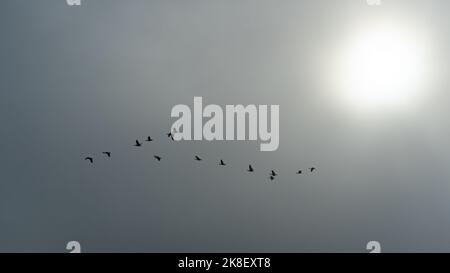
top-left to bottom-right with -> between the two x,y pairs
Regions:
1,0 -> 450,252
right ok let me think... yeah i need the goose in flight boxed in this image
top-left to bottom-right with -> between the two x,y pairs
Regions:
194,155 -> 202,161
168,129 -> 177,140
84,157 -> 93,164
247,165 -> 254,172
102,152 -> 111,157
146,136 -> 153,142
309,167 -> 316,173
297,170 -> 303,174
134,140 -> 142,147
270,170 -> 277,176
219,159 -> 226,166
154,155 -> 162,161
269,175 -> 275,181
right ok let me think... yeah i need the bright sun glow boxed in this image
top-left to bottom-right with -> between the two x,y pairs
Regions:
334,23 -> 431,112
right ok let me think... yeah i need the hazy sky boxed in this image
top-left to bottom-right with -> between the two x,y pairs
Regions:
1,0 -> 450,252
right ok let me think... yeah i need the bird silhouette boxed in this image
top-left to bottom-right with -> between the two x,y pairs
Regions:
134,140 -> 142,147
269,175 -> 275,181
102,152 -> 111,157
270,170 -> 277,176
194,155 -> 202,161
219,159 -> 226,166
247,165 -> 254,172
146,136 -> 153,142
84,157 -> 93,163
154,155 -> 162,161
309,167 -> 316,173
297,170 -> 303,174
169,129 -> 178,140
166,132 -> 175,141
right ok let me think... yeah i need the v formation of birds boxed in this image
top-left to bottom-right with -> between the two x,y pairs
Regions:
84,131 -> 317,181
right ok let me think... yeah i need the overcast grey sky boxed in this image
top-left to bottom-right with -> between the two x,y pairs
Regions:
1,0 -> 450,252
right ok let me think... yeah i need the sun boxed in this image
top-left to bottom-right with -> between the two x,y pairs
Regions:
334,22 -> 431,112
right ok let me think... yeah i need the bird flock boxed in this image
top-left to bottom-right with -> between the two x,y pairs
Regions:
84,130 -> 317,181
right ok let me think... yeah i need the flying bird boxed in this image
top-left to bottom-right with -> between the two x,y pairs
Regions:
102,152 -> 111,157
270,170 -> 277,176
134,140 -> 142,147
309,167 -> 316,173
269,175 -> 275,181
146,136 -> 153,142
153,155 -> 162,161
194,155 -> 202,161
297,170 -> 303,174
168,129 -> 177,140
219,159 -> 226,166
84,157 -> 93,163
247,165 -> 254,172
166,132 -> 175,141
